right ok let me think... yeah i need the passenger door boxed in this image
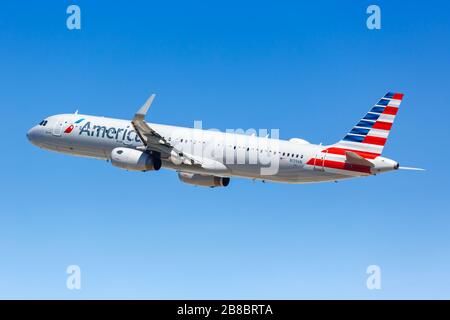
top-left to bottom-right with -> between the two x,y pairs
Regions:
52,119 -> 64,137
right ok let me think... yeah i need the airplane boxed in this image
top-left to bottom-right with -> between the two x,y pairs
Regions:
27,91 -> 423,187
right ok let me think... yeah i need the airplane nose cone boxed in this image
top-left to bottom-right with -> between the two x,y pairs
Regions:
27,126 -> 38,144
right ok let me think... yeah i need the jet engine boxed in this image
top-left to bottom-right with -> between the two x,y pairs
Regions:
111,147 -> 162,171
178,172 -> 230,187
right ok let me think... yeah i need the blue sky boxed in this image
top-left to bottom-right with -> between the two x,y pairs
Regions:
1,0 -> 449,299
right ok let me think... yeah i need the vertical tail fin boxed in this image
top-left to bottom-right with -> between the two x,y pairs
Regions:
332,92 -> 404,157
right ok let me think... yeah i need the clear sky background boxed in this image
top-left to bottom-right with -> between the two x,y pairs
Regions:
1,0 -> 449,299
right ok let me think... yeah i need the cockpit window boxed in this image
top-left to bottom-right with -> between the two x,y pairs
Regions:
39,120 -> 48,126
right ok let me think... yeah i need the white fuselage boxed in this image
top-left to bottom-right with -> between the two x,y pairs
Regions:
27,113 -> 396,184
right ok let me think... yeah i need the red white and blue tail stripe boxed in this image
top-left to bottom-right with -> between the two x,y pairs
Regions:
305,92 -> 404,176
331,92 -> 403,157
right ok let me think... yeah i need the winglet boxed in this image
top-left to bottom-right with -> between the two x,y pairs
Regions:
134,93 -> 156,122
345,151 -> 375,167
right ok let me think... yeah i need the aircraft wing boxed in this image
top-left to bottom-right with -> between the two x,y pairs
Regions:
131,94 -> 201,166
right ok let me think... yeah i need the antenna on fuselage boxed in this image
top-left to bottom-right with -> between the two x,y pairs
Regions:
74,109 -> 79,115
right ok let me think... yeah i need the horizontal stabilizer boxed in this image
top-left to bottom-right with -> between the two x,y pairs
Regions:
345,151 -> 374,167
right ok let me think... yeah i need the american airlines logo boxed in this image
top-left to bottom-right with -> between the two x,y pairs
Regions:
64,118 -> 85,134
78,121 -> 142,143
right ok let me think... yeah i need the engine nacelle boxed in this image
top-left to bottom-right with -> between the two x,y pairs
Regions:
111,147 -> 162,171
178,172 -> 230,187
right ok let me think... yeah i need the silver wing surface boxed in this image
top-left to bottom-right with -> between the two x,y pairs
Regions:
131,94 -> 201,166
